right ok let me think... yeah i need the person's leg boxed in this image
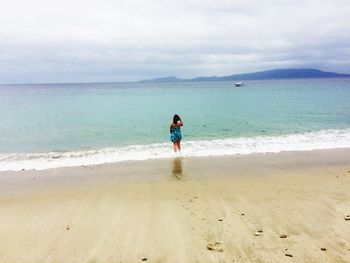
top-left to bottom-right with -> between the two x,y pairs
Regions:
173,142 -> 177,152
177,140 -> 181,151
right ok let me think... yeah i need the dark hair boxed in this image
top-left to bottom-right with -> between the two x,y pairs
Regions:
173,114 -> 181,124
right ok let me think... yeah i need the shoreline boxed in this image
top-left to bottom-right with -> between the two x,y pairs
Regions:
1,128 -> 350,172
1,148 -> 350,262
1,146 -> 350,174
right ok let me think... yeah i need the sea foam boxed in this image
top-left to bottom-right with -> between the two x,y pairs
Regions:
1,129 -> 350,171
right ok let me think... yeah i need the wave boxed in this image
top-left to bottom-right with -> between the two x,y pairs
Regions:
1,129 -> 350,171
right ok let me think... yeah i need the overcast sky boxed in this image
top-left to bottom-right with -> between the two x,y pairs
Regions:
0,0 -> 349,83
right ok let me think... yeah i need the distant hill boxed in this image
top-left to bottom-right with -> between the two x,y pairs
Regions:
140,68 -> 350,83
142,76 -> 182,83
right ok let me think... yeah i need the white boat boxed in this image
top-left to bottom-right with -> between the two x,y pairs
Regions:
235,82 -> 244,87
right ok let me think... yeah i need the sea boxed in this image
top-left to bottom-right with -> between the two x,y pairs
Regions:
0,78 -> 350,171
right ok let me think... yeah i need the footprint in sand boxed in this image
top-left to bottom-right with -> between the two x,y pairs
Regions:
207,242 -> 224,252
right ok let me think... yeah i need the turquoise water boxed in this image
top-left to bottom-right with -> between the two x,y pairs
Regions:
0,78 -> 350,170
1,78 -> 350,153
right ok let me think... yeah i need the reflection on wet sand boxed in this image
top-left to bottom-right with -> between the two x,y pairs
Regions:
172,157 -> 183,179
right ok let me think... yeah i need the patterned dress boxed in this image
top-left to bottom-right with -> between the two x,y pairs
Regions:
170,126 -> 182,142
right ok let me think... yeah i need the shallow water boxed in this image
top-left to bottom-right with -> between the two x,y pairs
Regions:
0,78 -> 349,170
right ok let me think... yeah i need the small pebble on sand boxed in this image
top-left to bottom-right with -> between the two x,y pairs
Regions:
321,247 -> 327,251
207,244 -> 214,250
141,258 -> 147,261
344,215 -> 350,221
254,232 -> 261,236
285,253 -> 293,257
280,234 -> 287,238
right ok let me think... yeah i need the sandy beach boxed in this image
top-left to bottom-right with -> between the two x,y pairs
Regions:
1,149 -> 350,262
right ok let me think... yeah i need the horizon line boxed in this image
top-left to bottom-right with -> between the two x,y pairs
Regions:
1,67 -> 350,86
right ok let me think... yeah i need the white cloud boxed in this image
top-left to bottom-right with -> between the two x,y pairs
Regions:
0,0 -> 349,83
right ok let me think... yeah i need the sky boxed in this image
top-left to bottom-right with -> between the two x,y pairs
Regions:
0,0 -> 349,83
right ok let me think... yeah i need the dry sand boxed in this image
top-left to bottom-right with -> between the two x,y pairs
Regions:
0,149 -> 350,262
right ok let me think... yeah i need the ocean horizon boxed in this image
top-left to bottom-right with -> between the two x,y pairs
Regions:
1,78 -> 350,171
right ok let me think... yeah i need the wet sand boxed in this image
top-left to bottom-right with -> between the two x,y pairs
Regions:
0,149 -> 350,262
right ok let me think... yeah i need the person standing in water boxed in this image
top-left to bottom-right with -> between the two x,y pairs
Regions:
170,114 -> 183,153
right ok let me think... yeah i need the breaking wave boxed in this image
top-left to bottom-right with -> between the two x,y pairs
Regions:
1,129 -> 350,171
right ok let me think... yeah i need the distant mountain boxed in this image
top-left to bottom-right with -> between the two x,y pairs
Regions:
140,68 -> 350,83
141,76 -> 182,83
